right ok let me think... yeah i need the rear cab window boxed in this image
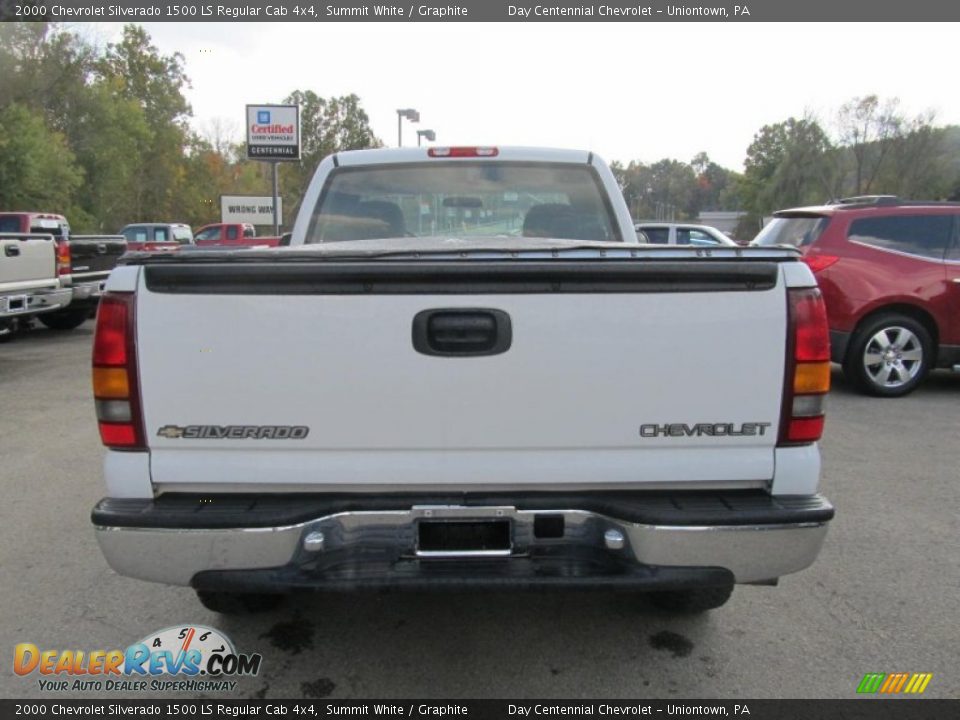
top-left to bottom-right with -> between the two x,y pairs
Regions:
753,215 -> 829,249
0,216 -> 24,233
29,217 -> 68,238
305,162 -> 620,244
122,227 -> 149,242
639,227 -> 669,244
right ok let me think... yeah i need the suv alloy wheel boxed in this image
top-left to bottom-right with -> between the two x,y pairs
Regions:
844,314 -> 932,397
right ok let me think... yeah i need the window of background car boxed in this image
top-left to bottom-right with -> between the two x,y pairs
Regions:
848,214 -> 953,260
155,228 -> 169,242
173,227 -> 193,243
752,215 -> 829,248
946,215 -> 960,261
641,227 -> 670,244
679,229 -> 719,246
0,217 -> 21,233
305,162 -> 620,244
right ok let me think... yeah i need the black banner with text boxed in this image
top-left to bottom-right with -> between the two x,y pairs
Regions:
2,0 -> 960,22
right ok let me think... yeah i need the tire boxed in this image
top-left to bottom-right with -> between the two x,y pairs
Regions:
649,584 -> 734,613
842,313 -> 932,397
0,317 -> 18,342
195,591 -> 285,614
38,309 -> 89,331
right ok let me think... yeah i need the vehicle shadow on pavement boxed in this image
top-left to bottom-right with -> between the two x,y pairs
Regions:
0,322 -> 94,347
212,589 -> 719,699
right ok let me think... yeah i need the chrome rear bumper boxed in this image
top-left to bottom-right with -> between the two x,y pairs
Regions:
94,496 -> 831,588
1,287 -> 72,319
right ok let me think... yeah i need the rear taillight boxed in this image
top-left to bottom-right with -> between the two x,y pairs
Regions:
779,288 -> 831,446
428,146 -> 499,158
92,293 -> 145,450
55,239 -> 71,276
802,254 -> 839,274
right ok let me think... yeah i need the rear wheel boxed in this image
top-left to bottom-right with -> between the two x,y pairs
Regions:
843,314 -> 932,397
38,309 -> 89,331
648,584 -> 734,613
195,591 -> 285,614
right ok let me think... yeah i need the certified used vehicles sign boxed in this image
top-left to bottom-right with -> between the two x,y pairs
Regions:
246,104 -> 300,161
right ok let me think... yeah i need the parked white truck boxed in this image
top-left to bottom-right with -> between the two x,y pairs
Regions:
0,232 -> 73,339
91,147 -> 834,613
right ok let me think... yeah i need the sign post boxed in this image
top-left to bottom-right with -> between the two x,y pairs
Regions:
246,104 -> 300,235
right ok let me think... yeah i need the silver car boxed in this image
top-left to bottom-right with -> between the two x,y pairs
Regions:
635,222 -> 736,247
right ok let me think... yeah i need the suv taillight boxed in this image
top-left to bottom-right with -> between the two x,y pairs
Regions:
779,288 -> 831,445
92,293 -> 145,450
802,254 -> 839,274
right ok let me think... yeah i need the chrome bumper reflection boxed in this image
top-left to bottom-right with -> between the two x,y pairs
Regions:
95,504 -> 829,587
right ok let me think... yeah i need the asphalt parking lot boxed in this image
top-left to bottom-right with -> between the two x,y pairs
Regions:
1,322 -> 957,700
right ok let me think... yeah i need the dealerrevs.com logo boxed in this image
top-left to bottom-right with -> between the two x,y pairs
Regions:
14,625 -> 262,693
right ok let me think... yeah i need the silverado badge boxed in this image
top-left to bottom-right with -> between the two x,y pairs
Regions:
156,425 -> 310,439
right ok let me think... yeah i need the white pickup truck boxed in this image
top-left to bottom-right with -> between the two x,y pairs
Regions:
1,232 -> 73,339
91,147 -> 834,614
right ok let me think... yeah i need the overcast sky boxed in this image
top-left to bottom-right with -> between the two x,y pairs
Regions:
82,22 -> 960,171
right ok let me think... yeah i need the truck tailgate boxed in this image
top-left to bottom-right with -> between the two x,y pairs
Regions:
69,235 -> 127,282
0,235 -> 57,291
134,258 -> 788,492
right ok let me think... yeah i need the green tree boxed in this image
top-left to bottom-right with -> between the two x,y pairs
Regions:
93,25 -> 192,221
0,103 -> 83,210
740,117 -> 837,217
0,22 -> 94,125
68,83 -> 152,232
691,152 -> 741,211
835,96 -> 948,199
279,90 -> 382,219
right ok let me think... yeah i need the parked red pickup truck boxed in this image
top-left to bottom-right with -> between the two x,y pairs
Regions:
193,223 -> 282,247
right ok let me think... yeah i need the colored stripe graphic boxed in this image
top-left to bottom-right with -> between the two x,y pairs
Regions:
909,673 -> 933,694
858,672 -> 932,694
857,673 -> 885,693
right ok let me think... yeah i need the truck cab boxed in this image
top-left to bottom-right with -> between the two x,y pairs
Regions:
119,223 -> 194,252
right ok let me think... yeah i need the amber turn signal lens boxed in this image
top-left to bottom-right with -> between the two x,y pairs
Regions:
92,367 -> 129,398
793,361 -> 831,395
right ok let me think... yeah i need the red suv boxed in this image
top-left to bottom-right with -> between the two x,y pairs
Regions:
753,196 -> 960,397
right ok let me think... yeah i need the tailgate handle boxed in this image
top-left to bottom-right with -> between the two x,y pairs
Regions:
413,309 -> 512,357
4,244 -> 20,257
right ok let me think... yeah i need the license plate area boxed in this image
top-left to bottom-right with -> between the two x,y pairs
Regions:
417,520 -> 512,557
2,295 -> 28,313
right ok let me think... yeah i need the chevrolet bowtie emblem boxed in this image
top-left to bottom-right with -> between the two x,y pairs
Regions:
156,425 -> 185,439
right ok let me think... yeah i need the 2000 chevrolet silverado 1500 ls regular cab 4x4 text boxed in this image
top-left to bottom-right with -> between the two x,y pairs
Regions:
91,147 -> 834,613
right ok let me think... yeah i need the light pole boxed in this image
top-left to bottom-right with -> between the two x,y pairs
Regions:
396,108 -> 420,146
417,129 -> 436,147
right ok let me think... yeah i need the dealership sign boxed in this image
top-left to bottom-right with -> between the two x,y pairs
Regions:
221,195 -> 283,226
246,104 -> 300,161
